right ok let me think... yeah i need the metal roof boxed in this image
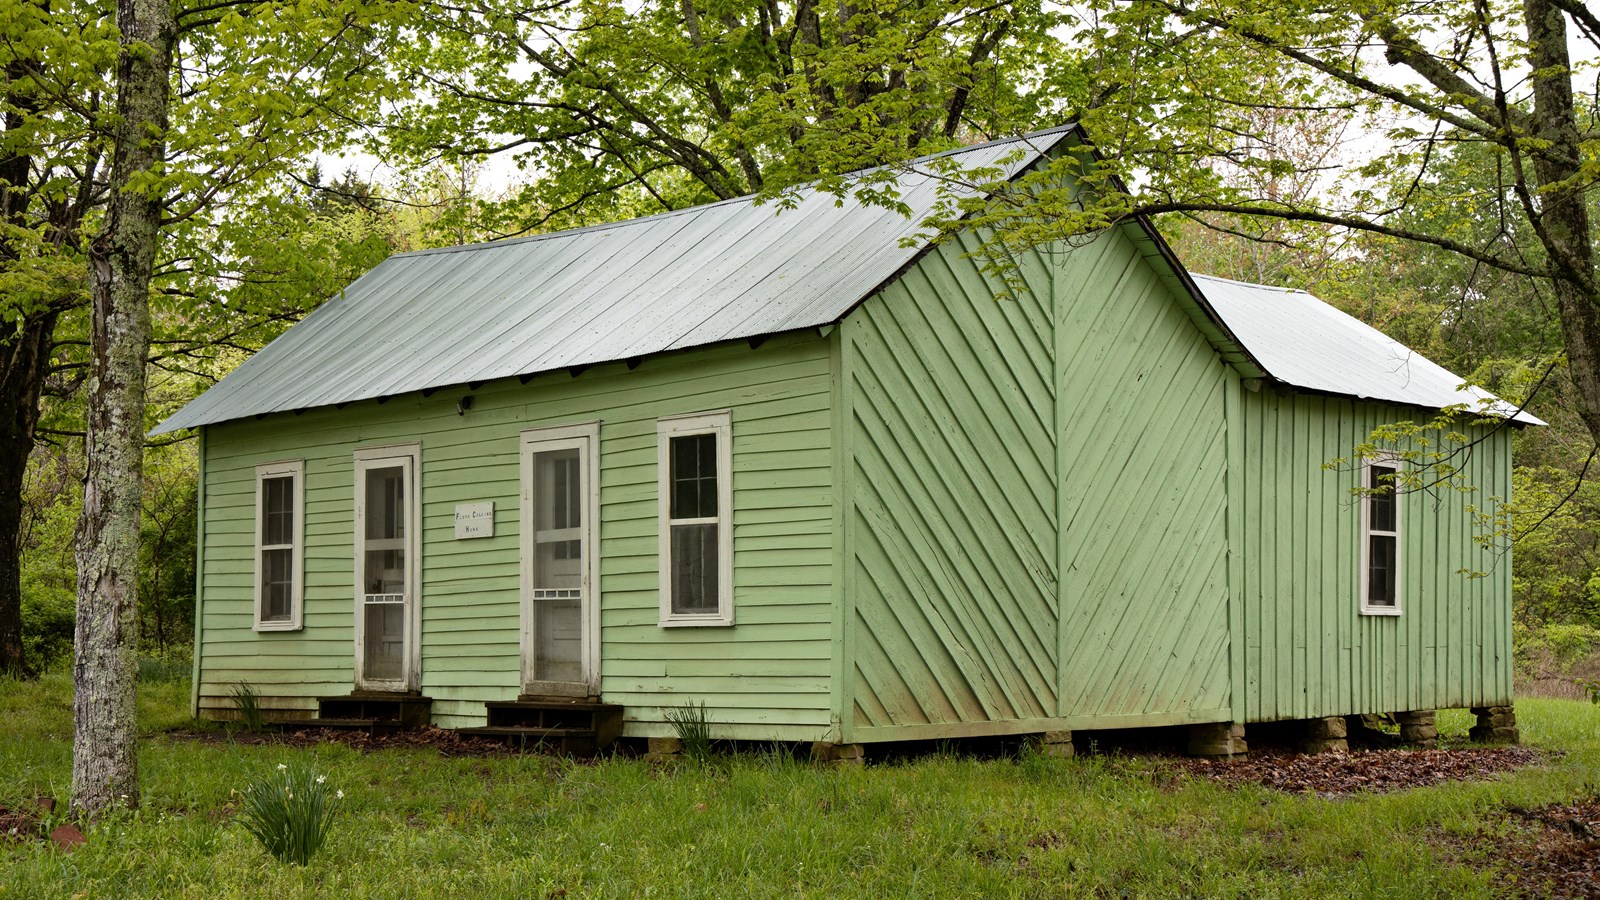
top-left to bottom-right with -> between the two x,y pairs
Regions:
154,123 -> 1537,434
153,126 -> 1079,435
1193,273 -> 1544,425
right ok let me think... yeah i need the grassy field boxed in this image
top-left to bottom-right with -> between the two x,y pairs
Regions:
1,674 -> 1597,899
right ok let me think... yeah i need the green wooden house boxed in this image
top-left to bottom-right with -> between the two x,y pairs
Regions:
157,125 -> 1536,754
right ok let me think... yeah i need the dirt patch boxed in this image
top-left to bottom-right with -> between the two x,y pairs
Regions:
1499,796 -> 1600,899
164,725 -> 524,757
1169,745 -> 1544,796
0,807 -> 40,842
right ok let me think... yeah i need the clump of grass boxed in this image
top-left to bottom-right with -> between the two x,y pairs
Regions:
230,682 -> 265,732
663,701 -> 713,763
236,761 -> 343,865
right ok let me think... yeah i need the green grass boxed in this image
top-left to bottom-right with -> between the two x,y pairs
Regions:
2,680 -> 1597,899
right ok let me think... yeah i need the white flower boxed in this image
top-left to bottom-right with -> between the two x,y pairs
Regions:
316,775 -> 326,784
276,763 -> 288,771
335,790 -> 344,800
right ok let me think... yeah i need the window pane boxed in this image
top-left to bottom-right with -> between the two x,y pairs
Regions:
535,450 -> 581,532
261,476 -> 294,546
363,601 -> 405,681
670,433 -> 717,519
1368,534 -> 1397,606
1368,465 -> 1396,532
671,522 -> 719,614
362,465 -> 406,596
365,466 -> 405,541
260,547 -> 292,621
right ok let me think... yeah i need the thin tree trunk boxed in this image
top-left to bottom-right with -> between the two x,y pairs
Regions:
0,48 -> 51,678
0,313 -> 59,676
72,0 -> 173,818
1523,0 -> 1600,442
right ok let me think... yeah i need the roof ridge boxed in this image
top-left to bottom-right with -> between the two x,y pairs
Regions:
390,124 -> 1081,260
1188,271 -> 1309,295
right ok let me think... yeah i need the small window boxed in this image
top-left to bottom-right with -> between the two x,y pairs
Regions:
1361,456 -> 1401,616
255,460 -> 305,631
658,411 -> 733,626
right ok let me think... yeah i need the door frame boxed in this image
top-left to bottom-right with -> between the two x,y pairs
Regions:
519,421 -> 602,697
352,442 -> 423,692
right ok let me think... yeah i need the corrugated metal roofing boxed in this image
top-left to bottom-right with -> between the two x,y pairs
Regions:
1193,273 -> 1544,425
154,123 -> 1539,434
152,126 -> 1079,435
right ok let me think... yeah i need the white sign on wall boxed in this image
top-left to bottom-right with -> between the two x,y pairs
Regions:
454,502 -> 495,539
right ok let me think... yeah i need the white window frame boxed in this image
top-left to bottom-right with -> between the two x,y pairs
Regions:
1359,452 -> 1403,617
658,410 -> 734,627
253,459 -> 305,632
353,443 -> 423,691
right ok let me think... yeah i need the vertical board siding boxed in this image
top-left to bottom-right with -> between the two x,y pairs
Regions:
1055,233 -> 1234,721
845,233 -> 1061,732
198,333 -> 835,739
1239,389 -> 1514,721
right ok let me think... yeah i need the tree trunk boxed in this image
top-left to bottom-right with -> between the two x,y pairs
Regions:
0,313 -> 59,676
0,47 -> 52,678
1523,0 -> 1600,443
72,0 -> 173,818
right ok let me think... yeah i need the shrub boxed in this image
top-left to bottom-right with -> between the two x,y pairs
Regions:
663,701 -> 713,763
236,762 -> 343,865
230,682 -> 265,732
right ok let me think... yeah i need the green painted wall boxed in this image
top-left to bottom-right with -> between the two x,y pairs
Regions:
1237,388 -> 1515,721
1054,233 -> 1234,728
197,332 -> 837,739
840,232 -> 1062,741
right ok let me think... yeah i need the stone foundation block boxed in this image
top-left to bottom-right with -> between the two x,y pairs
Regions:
1027,730 -> 1075,758
811,742 -> 865,765
1393,710 -> 1437,747
646,736 -> 683,758
1301,716 -> 1348,754
1187,722 -> 1247,758
1469,706 -> 1519,744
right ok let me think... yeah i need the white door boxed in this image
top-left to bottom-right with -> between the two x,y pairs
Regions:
521,423 -> 600,697
354,447 -> 420,691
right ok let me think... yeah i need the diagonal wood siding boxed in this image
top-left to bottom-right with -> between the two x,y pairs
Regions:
843,232 -> 1061,733
1239,390 -> 1514,720
1055,234 -> 1234,722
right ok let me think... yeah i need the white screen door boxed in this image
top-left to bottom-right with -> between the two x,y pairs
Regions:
354,447 -> 419,691
521,424 -> 599,696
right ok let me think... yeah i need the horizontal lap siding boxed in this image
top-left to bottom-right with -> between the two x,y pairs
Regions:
1240,390 -> 1513,721
844,233 -> 1060,735
1056,233 -> 1233,723
198,334 -> 835,738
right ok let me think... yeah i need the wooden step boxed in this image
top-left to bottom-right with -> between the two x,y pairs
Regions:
455,725 -> 601,755
315,693 -> 432,728
279,717 -> 404,734
484,700 -> 622,732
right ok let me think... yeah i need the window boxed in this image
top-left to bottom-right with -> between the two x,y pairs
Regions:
658,411 -> 733,626
1361,455 -> 1401,616
254,460 -> 304,631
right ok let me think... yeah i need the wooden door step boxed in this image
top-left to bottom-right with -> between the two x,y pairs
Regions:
457,699 -> 624,755
455,725 -> 603,755
307,693 -> 433,729
482,700 -> 622,741
279,717 -> 406,734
